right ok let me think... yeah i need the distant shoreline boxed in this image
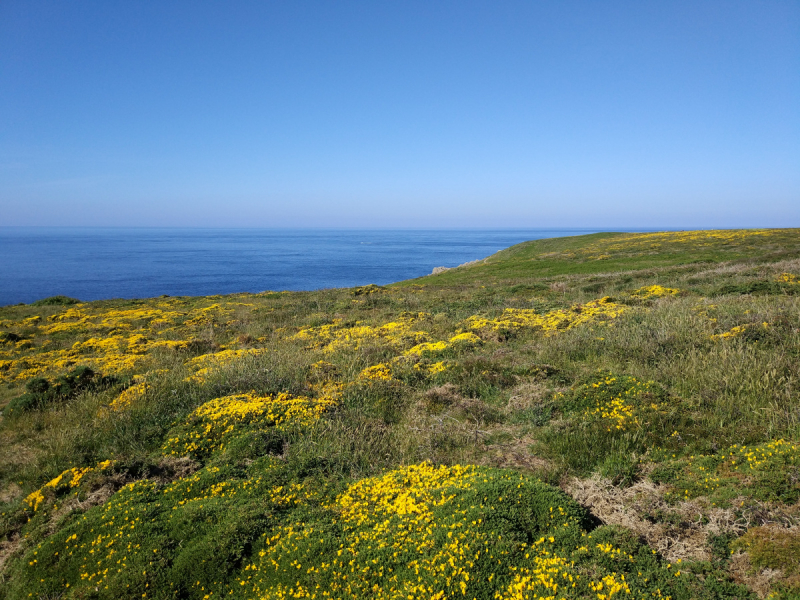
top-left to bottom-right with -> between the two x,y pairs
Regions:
0,228 -> 610,306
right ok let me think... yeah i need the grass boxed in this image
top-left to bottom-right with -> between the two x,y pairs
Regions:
417,229 -> 800,284
0,228 -> 799,599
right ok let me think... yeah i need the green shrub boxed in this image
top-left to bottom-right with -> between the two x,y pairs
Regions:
0,331 -> 23,344
6,463 -> 753,600
650,439 -> 800,506
31,295 -> 80,306
712,281 -> 798,296
4,366 -> 123,416
538,371 -> 686,476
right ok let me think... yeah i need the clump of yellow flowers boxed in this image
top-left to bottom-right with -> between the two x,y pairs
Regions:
184,348 -> 269,382
710,321 -> 769,341
291,313 -> 430,353
163,391 -> 337,458
108,381 -> 148,411
653,439 -> 800,505
357,363 -> 394,382
236,463 -> 670,600
556,372 -> 666,432
468,297 -> 628,335
24,460 -> 115,512
629,285 -> 680,300
0,297 -> 263,383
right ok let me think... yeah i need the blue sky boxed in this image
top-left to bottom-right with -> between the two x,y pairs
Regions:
1,1 -> 798,228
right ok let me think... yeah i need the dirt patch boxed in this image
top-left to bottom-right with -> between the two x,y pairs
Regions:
729,551 -> 785,599
0,483 -> 22,504
505,382 -> 552,413
478,431 -> 553,474
153,455 -> 199,482
423,383 -> 463,411
0,442 -> 38,471
418,382 -> 554,473
0,533 -> 21,576
420,385 -> 500,432
454,398 -> 501,424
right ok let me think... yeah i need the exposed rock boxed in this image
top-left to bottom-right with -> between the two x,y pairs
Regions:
430,258 -> 486,276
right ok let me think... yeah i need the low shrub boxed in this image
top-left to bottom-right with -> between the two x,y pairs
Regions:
4,366 -> 122,416
5,463 -> 752,600
31,295 -> 80,306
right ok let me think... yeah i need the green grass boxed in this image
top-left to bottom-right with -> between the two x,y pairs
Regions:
1,228 -> 799,599
414,228 -> 800,285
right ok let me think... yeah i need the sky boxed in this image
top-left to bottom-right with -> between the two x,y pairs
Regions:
1,1 -> 798,229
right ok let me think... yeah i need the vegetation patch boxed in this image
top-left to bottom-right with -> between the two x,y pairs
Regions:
162,391 -> 338,459
651,439 -> 800,506
4,365 -> 123,416
732,526 -> 800,597
31,295 -> 81,307
4,462 -> 752,600
2,229 -> 799,598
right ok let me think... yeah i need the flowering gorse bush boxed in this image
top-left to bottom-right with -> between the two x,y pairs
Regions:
237,464 -> 682,600
710,322 -> 770,341
12,460 -> 701,600
652,439 -> 800,505
108,381 -> 148,411
629,285 -> 680,300
0,297 -> 263,383
184,348 -> 269,382
357,363 -> 394,382
24,459 -> 115,512
559,373 -> 665,432
468,297 -> 627,336
291,314 -> 429,353
572,229 -> 779,261
163,392 -> 337,458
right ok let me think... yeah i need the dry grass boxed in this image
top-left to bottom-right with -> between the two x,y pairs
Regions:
565,472 -> 748,562
730,524 -> 800,598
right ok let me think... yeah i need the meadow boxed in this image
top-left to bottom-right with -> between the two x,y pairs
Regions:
1,228 -> 799,599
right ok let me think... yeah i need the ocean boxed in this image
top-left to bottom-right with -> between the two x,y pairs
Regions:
0,228 -> 608,306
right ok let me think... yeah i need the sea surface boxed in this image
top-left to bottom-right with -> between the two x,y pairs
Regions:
0,228 -> 611,306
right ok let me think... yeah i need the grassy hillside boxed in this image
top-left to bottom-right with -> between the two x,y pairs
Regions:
418,229 -> 800,283
1,228 -> 799,599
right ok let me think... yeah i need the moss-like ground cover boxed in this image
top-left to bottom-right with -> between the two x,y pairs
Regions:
1,228 -> 800,599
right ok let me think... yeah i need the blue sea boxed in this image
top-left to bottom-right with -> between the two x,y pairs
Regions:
0,228 -> 610,306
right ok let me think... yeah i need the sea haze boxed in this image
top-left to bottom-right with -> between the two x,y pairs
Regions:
0,228 -> 608,305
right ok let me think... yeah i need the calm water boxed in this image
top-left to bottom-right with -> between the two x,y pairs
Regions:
0,228 -> 608,306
